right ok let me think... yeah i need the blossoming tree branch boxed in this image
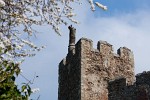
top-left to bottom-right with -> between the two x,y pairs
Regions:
0,0 -> 107,99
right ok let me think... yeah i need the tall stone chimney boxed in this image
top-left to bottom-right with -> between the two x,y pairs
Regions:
68,25 -> 76,53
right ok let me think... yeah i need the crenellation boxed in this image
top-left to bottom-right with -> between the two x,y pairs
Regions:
136,71 -> 150,86
80,37 -> 93,51
117,47 -> 134,59
97,40 -> 113,56
136,71 -> 150,77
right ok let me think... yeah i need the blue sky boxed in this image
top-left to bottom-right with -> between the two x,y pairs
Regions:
16,0 -> 150,100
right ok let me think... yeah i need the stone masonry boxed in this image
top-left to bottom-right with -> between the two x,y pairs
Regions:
58,26 -> 150,100
108,71 -> 150,100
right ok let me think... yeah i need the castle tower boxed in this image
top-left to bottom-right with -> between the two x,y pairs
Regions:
58,26 -> 135,100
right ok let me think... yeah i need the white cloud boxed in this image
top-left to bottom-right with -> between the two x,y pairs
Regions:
76,9 -> 150,74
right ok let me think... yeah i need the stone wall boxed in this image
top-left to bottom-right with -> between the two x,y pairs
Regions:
58,51 -> 81,100
108,71 -> 150,100
58,37 -> 135,100
79,38 -> 135,100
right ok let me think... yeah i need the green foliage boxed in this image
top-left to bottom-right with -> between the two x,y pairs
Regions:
0,50 -> 31,100
0,76 -> 25,100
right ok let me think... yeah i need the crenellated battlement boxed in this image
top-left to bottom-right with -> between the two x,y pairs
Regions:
136,71 -> 150,77
117,47 -> 134,59
74,38 -> 133,61
97,40 -> 113,55
136,71 -> 150,86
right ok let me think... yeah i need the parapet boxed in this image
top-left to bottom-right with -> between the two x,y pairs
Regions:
77,37 -> 93,48
74,38 -> 134,60
97,40 -> 113,55
117,47 -> 134,59
75,38 -> 93,55
136,71 -> 150,85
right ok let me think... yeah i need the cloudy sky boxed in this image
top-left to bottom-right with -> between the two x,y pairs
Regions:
17,0 -> 150,99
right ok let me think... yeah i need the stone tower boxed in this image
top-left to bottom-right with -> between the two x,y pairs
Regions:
58,26 -> 135,100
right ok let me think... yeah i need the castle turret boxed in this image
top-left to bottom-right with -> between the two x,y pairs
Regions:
58,27 -> 135,100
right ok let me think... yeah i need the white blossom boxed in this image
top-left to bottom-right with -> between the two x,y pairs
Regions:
88,0 -> 95,11
95,2 -> 107,10
0,0 -> 5,7
23,89 -> 27,92
31,88 -> 40,93
20,69 -> 23,73
0,42 -> 5,49
66,12 -> 76,17
0,32 -> 3,37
